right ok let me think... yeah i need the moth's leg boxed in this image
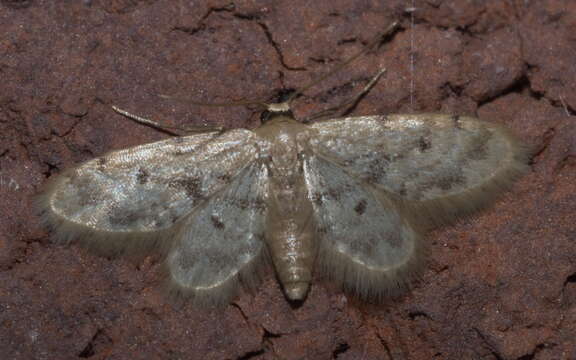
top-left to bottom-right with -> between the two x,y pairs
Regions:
303,68 -> 386,124
112,106 -> 224,135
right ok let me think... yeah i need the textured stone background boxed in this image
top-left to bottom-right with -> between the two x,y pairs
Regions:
1,0 -> 575,359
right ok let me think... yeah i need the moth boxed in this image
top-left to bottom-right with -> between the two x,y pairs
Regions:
38,96 -> 529,305
37,22 -> 529,305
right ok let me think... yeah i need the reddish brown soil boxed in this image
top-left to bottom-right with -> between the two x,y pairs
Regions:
1,0 -> 575,359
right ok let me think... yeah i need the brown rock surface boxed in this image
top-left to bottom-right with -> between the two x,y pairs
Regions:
1,0 -> 574,359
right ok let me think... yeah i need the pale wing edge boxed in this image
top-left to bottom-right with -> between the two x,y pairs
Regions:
160,246 -> 270,308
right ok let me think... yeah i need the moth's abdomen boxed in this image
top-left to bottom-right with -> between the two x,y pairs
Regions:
263,148 -> 316,300
265,199 -> 316,300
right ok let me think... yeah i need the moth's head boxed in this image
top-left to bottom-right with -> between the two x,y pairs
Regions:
259,88 -> 298,124
260,101 -> 295,124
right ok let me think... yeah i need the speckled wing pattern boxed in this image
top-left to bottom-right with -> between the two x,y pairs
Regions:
304,155 -> 423,299
39,129 -> 260,254
166,162 -> 269,304
310,114 -> 529,227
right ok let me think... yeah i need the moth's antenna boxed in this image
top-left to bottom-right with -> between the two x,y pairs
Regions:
113,96 -> 270,133
303,68 -> 387,123
285,20 -> 400,104
157,94 -> 268,109
112,105 -> 224,135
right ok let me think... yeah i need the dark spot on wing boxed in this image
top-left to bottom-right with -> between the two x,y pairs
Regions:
316,225 -> 329,235
366,171 -> 383,183
435,173 -> 466,191
327,187 -> 341,201
418,136 -> 431,152
231,196 -> 265,212
354,199 -> 367,215
311,192 -> 323,206
169,177 -> 203,198
252,197 -> 267,213
217,173 -> 232,183
210,215 -> 225,230
234,198 -> 250,210
366,155 -> 390,183
136,168 -> 149,184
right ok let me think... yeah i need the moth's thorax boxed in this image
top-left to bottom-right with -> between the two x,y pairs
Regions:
254,112 -> 310,203
255,114 -> 310,177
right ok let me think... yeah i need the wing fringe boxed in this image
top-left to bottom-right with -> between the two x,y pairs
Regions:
162,243 -> 270,308
317,198 -> 428,302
